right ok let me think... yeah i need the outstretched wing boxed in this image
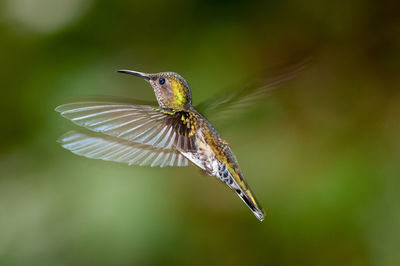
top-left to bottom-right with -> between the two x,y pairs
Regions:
195,59 -> 308,122
55,102 -> 197,152
59,130 -> 189,167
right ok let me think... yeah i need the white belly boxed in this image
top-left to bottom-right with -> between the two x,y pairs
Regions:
178,134 -> 219,176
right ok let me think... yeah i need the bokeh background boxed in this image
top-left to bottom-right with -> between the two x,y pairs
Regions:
1,0 -> 399,265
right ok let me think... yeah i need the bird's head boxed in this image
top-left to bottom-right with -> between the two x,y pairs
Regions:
117,70 -> 192,110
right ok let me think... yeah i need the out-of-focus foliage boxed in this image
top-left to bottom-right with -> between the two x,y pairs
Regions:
0,0 -> 399,265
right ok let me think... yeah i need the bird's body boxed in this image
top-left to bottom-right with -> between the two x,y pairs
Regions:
164,106 -> 264,220
57,70 -> 265,221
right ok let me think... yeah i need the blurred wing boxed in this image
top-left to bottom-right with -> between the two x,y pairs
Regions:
59,131 -> 189,167
195,59 -> 308,122
55,102 -> 196,152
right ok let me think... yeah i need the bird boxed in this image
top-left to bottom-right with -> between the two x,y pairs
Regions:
56,62 -> 305,221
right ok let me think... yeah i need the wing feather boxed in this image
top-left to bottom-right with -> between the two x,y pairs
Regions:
195,59 -> 308,122
58,131 -> 189,167
56,102 -> 196,152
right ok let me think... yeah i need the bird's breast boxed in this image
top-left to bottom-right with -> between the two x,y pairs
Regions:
179,117 -> 234,177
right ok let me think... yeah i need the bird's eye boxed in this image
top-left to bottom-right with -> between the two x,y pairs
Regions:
159,78 -> 165,85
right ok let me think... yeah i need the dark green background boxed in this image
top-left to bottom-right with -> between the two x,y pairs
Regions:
1,0 -> 399,265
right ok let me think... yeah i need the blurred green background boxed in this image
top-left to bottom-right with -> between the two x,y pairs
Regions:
1,0 -> 399,265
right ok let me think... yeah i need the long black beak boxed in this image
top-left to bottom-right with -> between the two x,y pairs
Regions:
116,70 -> 150,81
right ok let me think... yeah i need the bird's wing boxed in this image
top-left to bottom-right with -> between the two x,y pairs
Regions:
59,130 -> 189,167
56,102 -> 197,152
195,59 -> 308,123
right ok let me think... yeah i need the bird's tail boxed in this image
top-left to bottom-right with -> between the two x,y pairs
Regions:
235,187 -> 265,221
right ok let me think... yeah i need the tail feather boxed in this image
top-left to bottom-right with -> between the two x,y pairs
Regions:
235,188 -> 265,221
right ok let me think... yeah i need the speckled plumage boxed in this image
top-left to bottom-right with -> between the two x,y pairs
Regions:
170,107 -> 264,221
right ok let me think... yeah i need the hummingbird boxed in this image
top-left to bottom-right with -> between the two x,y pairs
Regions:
56,62 -> 305,221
